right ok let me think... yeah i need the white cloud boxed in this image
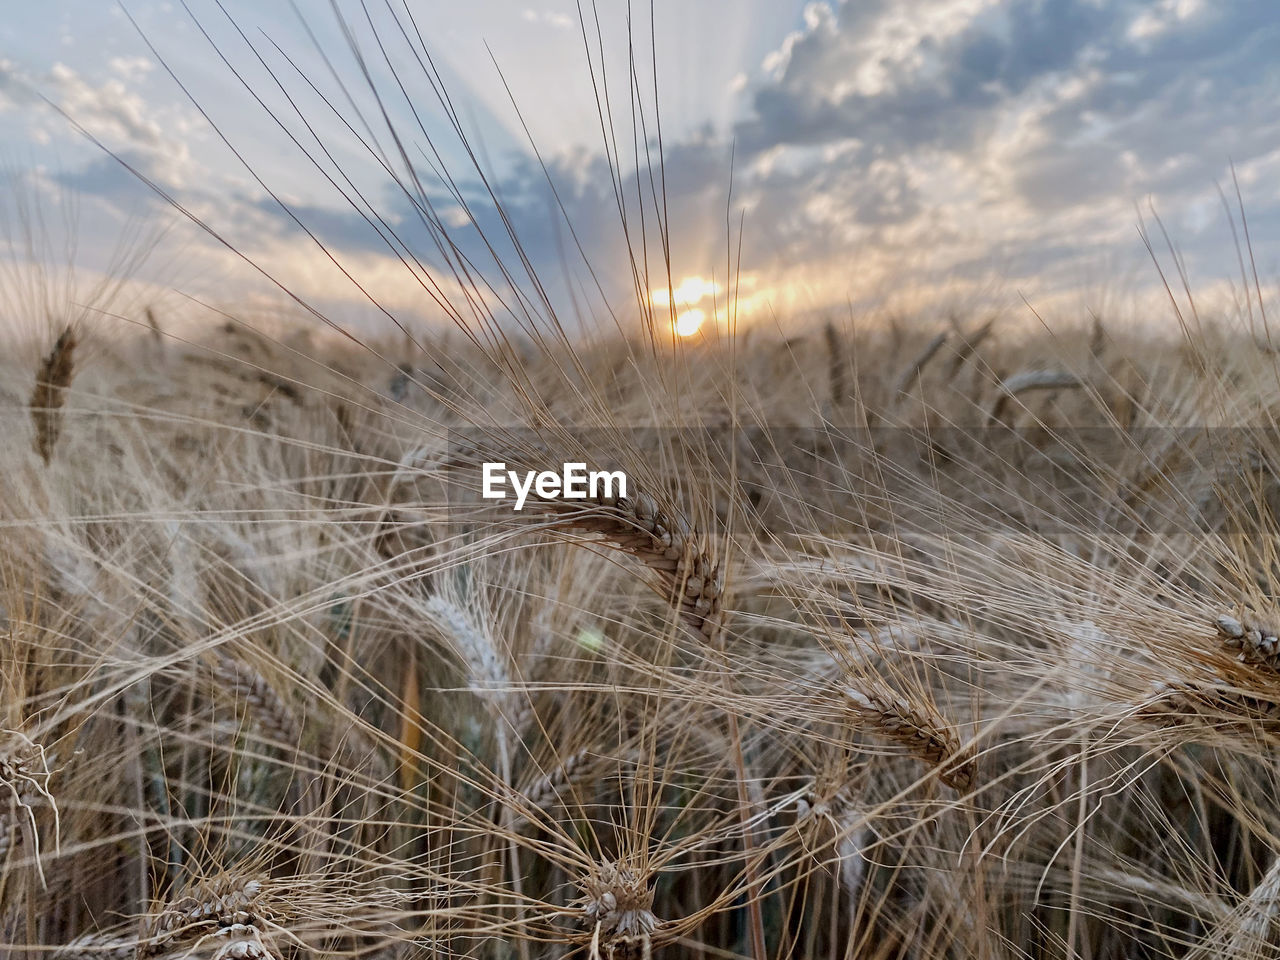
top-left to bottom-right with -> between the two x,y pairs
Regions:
108,56 -> 154,82
1128,0 -> 1206,41
49,61 -> 163,148
520,8 -> 574,30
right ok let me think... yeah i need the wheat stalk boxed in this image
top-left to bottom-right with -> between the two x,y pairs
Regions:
0,728 -> 57,883
796,758 -> 869,919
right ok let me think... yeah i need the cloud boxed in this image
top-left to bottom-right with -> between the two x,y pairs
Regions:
0,58 -> 39,110
47,61 -> 164,149
12,0 -> 1279,330
520,9 -> 575,30
691,0 -> 1280,312
205,0 -> 1280,324
186,1 -> 1280,322
2,56 -> 201,198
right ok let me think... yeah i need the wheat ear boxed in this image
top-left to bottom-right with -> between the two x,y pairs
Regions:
893,331 -> 948,398
946,316 -> 996,375
986,368 -> 1084,424
1181,851 -> 1280,957
824,321 -> 848,407
508,748 -> 599,832
541,489 -> 723,640
844,686 -> 976,790
211,655 -> 301,746
1228,855 -> 1280,953
30,325 -> 77,464
441,438 -> 723,638
574,859 -> 661,960
1215,613 -> 1280,672
50,932 -> 137,959
139,876 -> 272,958
1139,680 -> 1280,739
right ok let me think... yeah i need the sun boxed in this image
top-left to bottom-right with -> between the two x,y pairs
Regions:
649,275 -> 716,337
651,276 -> 720,307
674,308 -> 705,338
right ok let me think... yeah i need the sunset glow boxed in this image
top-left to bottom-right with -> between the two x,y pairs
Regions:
650,276 -> 722,308
674,308 -> 705,337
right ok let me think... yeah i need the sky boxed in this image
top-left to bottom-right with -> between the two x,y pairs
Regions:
0,0 -> 1278,339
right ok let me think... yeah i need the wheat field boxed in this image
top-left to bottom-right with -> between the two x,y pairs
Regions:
6,308 -> 1280,960
5,5 -> 1280,960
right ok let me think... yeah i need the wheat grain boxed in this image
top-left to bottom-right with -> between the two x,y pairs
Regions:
1215,612 -> 1280,672
210,923 -> 282,960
